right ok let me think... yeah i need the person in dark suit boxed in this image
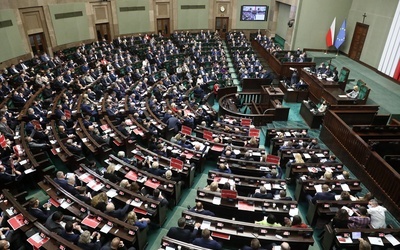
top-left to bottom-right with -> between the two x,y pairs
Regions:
308,184 -> 335,204
77,230 -> 101,250
253,186 -> 273,199
54,171 -> 68,189
305,139 -> 320,149
189,202 -> 215,216
64,175 -> 80,196
61,221 -> 82,245
242,238 -> 266,250
103,163 -> 122,184
105,200 -> 131,220
192,229 -> 222,249
166,115 -> 181,133
166,217 -> 200,243
148,189 -> 169,207
147,161 -> 166,177
100,237 -> 136,250
27,198 -> 51,223
45,211 -> 76,235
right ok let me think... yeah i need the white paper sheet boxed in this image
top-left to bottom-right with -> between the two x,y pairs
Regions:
368,237 -> 384,246
212,196 -> 221,205
200,220 -> 211,230
384,234 -> 400,246
100,224 -> 112,233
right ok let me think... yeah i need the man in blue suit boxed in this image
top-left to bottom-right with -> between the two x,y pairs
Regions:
308,184 -> 335,204
166,217 -> 200,243
192,229 -> 222,249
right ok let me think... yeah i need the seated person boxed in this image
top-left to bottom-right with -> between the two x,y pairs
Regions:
45,211 -> 77,235
214,163 -> 231,174
27,198 -> 51,223
307,184 -> 335,204
305,139 -> 320,149
147,161 -> 166,176
255,214 -> 282,227
126,211 -> 150,230
349,206 -> 371,228
242,238 -> 266,250
317,100 -> 328,113
103,163 -> 122,184
62,221 -> 84,245
192,229 -> 222,250
166,217 -> 200,243
253,186 -> 273,199
265,166 -> 282,179
346,85 -> 359,99
189,202 -> 215,216
105,200 -> 131,220
277,190 -> 292,201
100,237 -> 136,250
204,181 -> 220,192
77,230 -> 101,250
148,189 -> 169,207
286,215 -> 308,228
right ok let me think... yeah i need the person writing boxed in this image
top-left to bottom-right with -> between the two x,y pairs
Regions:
346,86 -> 359,99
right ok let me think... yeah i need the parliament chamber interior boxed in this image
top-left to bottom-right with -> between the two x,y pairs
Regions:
1,0 -> 400,249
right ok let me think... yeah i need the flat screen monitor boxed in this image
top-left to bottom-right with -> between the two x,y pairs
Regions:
240,5 -> 268,21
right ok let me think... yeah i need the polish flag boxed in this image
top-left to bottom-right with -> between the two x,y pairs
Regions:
326,17 -> 336,47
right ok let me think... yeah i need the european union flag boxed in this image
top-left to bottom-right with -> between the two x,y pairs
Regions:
334,19 -> 346,49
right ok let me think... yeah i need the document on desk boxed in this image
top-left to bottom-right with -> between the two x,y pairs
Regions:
341,206 -> 354,216
336,174 -> 344,180
338,95 -> 348,98
106,188 -> 118,198
341,184 -> 350,192
303,153 -> 311,159
368,237 -> 384,246
24,168 -> 36,174
27,232 -> 49,249
201,220 -> 211,230
314,184 -> 323,193
212,196 -> 221,205
385,234 -> 400,246
60,200 -> 74,209
264,183 -> 272,190
88,180 -> 105,192
131,199 -> 143,207
114,164 -> 123,171
316,153 -> 325,158
100,223 -> 112,234
289,208 -> 299,216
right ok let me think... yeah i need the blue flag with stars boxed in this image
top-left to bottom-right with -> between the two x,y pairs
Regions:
334,19 -> 346,49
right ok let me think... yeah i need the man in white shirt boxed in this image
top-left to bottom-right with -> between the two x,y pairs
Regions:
367,199 -> 387,228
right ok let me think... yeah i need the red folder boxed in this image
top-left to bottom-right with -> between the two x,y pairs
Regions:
240,118 -> 252,126
211,145 -> 224,152
8,214 -> 26,230
27,233 -> 50,249
49,198 -> 60,207
125,171 -> 138,181
170,158 -> 183,170
133,207 -> 147,215
144,179 -> 160,189
81,215 -> 100,228
238,201 -> 255,211
249,128 -> 260,137
203,130 -> 213,141
181,125 -> 192,135
211,231 -> 230,240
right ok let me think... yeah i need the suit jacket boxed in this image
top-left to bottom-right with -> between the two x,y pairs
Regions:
311,191 -> 335,204
105,204 -> 130,220
254,192 -> 273,199
45,215 -> 65,235
61,232 -> 80,244
192,238 -> 222,249
54,178 -> 68,189
28,207 -> 51,222
166,227 -> 198,243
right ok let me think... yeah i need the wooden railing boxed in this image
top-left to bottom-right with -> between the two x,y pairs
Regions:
320,110 -> 400,220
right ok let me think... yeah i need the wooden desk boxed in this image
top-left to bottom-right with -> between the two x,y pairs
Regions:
182,210 -> 314,250
262,86 -> 285,103
196,189 -> 297,223
323,88 -> 357,105
306,200 -> 371,226
295,179 -> 362,201
322,224 -> 400,250
109,154 -> 181,203
207,170 -> 286,196
300,102 -> 324,129
161,236 -> 212,250
76,164 -> 167,226
39,176 -> 148,250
